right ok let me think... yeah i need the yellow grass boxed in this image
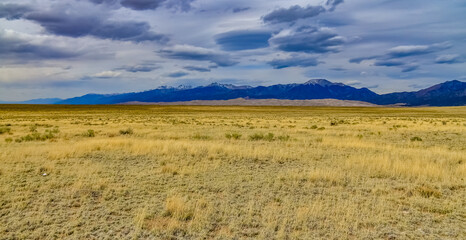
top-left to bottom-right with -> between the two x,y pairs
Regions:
0,105 -> 465,239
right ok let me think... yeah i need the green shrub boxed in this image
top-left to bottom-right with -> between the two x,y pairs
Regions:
29,125 -> 37,132
0,127 -> 11,134
277,135 -> 290,141
119,128 -> 133,135
249,133 -> 275,141
225,133 -> 242,140
5,138 -> 13,143
192,133 -> 211,140
310,125 -> 318,129
84,129 -> 95,137
410,136 -> 422,142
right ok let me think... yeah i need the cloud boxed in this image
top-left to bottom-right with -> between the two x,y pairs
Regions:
215,30 -> 272,51
262,5 -> 325,24
0,29 -> 81,61
325,0 -> 344,12
0,3 -> 168,43
115,63 -> 161,72
92,71 -> 122,78
0,3 -> 32,20
401,65 -> 419,72
167,71 -> 189,78
120,0 -> 165,10
232,7 -> 250,13
183,66 -> 211,72
374,60 -> 405,67
435,54 -> 462,64
269,27 -> 345,53
349,56 -> 377,64
344,80 -> 361,86
268,56 -> 319,69
350,42 -> 453,72
387,42 -> 452,58
159,45 -> 238,67
23,9 -> 168,43
88,0 -> 119,5
106,0 -> 195,11
330,67 -> 347,71
164,0 -> 195,12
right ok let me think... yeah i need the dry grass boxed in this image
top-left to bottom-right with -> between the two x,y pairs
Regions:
0,105 -> 465,239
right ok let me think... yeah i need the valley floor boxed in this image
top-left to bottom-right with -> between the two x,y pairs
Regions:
0,105 -> 465,239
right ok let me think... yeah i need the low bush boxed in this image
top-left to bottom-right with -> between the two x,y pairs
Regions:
225,133 -> 242,140
119,128 -> 133,135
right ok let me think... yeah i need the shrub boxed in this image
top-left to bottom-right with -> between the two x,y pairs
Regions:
410,136 -> 422,142
0,127 -> 11,135
310,125 -> 318,129
29,125 -> 37,132
84,129 -> 95,137
192,133 -> 211,140
15,132 -> 56,143
277,135 -> 290,141
317,127 -> 325,130
119,128 -> 133,135
5,138 -> 13,143
249,133 -> 275,141
225,133 -> 242,140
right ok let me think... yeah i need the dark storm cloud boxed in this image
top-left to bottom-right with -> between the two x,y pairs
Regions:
0,30 -> 80,61
159,45 -> 238,67
115,63 -> 161,72
262,5 -> 325,24
268,56 -> 319,69
215,30 -> 272,51
0,3 -> 168,43
167,71 -> 189,78
270,27 -> 345,54
183,66 -> 211,72
23,10 -> 168,43
0,3 -> 32,20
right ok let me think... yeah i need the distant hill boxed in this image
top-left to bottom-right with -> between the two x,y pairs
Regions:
4,80 -> 464,106
374,80 -> 466,106
0,98 -> 63,104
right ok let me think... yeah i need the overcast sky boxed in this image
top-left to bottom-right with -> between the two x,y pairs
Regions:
1,0 -> 465,101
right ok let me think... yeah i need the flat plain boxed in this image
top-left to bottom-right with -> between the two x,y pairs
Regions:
0,105 -> 465,239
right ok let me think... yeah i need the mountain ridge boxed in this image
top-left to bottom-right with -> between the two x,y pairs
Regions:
3,80 -> 465,106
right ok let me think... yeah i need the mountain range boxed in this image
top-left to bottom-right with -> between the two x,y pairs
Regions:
3,79 -> 466,106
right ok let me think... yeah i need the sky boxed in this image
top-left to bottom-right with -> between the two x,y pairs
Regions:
0,0 -> 465,101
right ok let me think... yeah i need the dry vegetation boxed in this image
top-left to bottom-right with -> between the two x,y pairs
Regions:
0,105 -> 465,239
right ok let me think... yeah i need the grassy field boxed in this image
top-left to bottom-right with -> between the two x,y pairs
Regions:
0,105 -> 465,239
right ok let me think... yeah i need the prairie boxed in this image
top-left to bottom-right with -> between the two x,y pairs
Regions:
0,105 -> 465,239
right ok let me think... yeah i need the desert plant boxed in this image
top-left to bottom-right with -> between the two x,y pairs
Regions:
192,133 -> 211,140
119,128 -> 133,135
84,129 -> 95,137
0,127 -> 11,134
410,136 -> 422,142
225,133 -> 242,140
